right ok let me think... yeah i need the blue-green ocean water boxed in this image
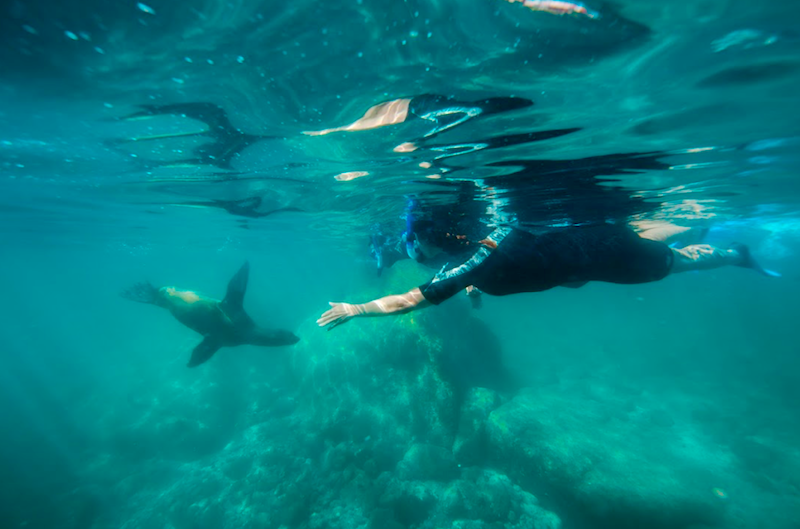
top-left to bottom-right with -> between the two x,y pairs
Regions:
2,1 -> 800,528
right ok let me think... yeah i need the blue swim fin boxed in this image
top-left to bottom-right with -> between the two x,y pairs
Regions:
729,243 -> 781,278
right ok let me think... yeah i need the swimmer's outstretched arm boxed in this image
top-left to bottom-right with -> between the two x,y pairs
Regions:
317,288 -> 429,329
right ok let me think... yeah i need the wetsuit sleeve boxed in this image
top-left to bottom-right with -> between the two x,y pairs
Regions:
419,273 -> 474,305
418,246 -> 491,305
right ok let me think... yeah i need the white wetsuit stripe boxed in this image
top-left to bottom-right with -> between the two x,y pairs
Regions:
430,227 -> 511,284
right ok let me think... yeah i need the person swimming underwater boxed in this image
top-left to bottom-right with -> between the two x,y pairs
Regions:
319,218 -> 778,329
122,261 -> 299,367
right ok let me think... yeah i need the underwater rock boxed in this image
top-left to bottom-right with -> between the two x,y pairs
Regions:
106,376 -> 242,461
440,468 -> 561,529
379,467 -> 561,529
486,389 -> 733,529
289,313 -> 459,459
427,308 -> 520,394
290,261 -> 460,459
397,443 -> 460,482
81,261 -> 564,528
380,477 -> 440,526
453,387 -> 503,466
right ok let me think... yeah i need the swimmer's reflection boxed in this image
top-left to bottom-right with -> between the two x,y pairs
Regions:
303,95 -> 533,145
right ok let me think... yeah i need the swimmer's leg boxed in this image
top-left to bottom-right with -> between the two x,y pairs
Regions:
728,243 -> 781,277
670,244 -> 779,277
247,328 -> 300,347
636,222 -> 709,247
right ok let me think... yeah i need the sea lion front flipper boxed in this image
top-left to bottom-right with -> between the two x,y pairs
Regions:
187,337 -> 221,368
222,261 -> 250,313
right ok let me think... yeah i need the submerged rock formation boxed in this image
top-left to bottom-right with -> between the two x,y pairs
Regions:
77,261 -> 554,529
72,261 -> 800,529
485,383 -> 800,529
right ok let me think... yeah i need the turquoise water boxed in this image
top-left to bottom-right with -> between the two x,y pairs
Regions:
2,1 -> 800,528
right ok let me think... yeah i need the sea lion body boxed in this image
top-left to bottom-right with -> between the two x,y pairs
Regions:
122,262 -> 299,367
159,288 -> 236,339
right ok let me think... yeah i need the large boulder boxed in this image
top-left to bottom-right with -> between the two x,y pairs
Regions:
397,443 -> 460,482
75,261 -> 558,529
289,261 -> 461,465
379,467 -> 561,529
486,388 -> 734,529
453,387 -> 503,466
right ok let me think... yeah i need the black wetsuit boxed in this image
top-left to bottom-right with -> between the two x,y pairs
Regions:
419,224 -> 674,305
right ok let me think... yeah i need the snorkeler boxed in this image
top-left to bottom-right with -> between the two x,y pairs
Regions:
109,102 -> 276,169
318,220 -> 778,329
303,95 -> 533,143
122,262 -> 299,367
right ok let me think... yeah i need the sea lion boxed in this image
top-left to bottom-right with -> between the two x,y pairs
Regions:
121,261 -> 299,367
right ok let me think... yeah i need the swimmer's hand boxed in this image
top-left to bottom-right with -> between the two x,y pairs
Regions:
317,302 -> 361,330
318,289 -> 429,330
466,285 -> 483,310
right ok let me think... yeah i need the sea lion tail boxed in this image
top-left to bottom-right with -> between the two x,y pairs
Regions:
248,328 -> 300,347
221,261 -> 301,348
